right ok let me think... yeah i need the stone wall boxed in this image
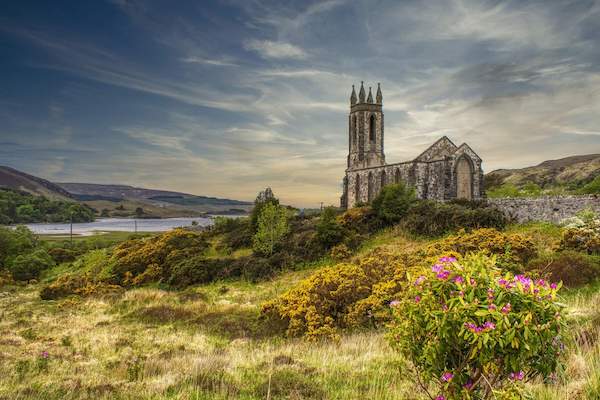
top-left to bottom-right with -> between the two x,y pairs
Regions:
488,195 -> 600,223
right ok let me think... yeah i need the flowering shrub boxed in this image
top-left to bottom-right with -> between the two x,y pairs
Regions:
560,212 -> 600,254
426,228 -> 537,272
388,253 -> 565,400
261,251 -> 404,340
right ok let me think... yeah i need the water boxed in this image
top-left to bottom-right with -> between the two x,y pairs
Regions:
22,217 -> 216,236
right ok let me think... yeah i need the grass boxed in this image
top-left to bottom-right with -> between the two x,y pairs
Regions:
1,221 -> 599,399
38,231 -> 153,243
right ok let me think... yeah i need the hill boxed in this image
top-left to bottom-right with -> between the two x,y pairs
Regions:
57,182 -> 252,215
0,165 -> 252,217
0,166 -> 73,201
485,154 -> 600,190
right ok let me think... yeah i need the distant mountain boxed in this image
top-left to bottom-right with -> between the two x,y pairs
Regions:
485,154 -> 600,189
0,166 -> 73,200
58,182 -> 252,212
0,166 -> 252,217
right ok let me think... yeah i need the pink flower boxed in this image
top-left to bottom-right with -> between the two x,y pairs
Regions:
464,380 -> 474,390
501,303 -> 512,314
389,300 -> 400,308
435,396 -> 445,400
550,282 -> 558,289
483,321 -> 496,331
441,372 -> 453,382
441,303 -> 448,312
437,270 -> 451,280
41,351 -> 49,358
509,371 -> 525,381
439,256 -> 456,263
469,278 -> 476,286
498,278 -> 508,287
414,275 -> 426,286
432,264 -> 444,273
415,296 -> 421,304
536,279 -> 546,287
458,291 -> 464,298
454,276 -> 465,284
488,304 -> 497,311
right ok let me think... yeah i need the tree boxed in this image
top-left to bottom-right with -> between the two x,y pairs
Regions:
316,206 -> 344,248
135,207 -> 145,218
252,203 -> 289,256
371,183 -> 416,224
250,187 -> 279,232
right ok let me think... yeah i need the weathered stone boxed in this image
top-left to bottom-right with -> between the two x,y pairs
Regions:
488,195 -> 600,223
340,83 -> 484,208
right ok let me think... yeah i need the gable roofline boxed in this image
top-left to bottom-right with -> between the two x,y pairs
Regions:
455,142 -> 482,161
413,135 -> 458,162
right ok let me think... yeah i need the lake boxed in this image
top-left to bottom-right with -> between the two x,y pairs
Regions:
23,217 -> 217,235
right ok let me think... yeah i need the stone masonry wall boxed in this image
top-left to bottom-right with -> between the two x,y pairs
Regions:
488,195 -> 600,223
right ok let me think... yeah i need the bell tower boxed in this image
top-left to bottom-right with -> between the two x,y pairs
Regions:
347,82 -> 385,170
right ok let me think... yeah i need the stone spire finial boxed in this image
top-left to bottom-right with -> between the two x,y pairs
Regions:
358,81 -> 366,103
367,86 -> 374,103
350,85 -> 357,105
376,82 -> 382,104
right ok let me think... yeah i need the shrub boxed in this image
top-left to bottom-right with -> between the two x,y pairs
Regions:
371,183 -> 416,224
338,205 -> 382,235
316,206 -> 344,248
8,249 -> 55,281
47,247 -> 78,263
39,273 -> 122,300
560,214 -> 600,254
577,176 -> 600,194
329,243 -> 351,261
388,253 -> 566,400
527,250 -> 600,287
0,225 -> 37,267
252,203 -> 289,256
402,200 -> 507,237
426,228 -> 538,271
261,251 -> 405,340
110,228 -> 208,285
250,187 -> 279,232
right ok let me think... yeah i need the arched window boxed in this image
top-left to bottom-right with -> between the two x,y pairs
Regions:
381,170 -> 386,189
355,174 -> 361,204
395,168 -> 400,184
369,114 -> 376,142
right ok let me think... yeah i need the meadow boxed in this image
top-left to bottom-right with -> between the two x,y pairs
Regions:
0,192 -> 600,400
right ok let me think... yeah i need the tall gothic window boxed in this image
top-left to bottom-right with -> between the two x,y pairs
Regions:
395,168 -> 400,184
381,170 -> 386,189
369,114 -> 376,142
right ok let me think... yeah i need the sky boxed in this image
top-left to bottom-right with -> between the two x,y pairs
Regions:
1,0 -> 600,207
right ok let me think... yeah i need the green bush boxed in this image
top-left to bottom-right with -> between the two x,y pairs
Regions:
8,249 -> 55,281
250,187 -> 279,233
527,250 -> 600,287
401,200 -> 507,237
252,203 -> 289,256
315,206 -> 344,248
371,183 -> 416,224
577,176 -> 600,194
389,253 -> 565,400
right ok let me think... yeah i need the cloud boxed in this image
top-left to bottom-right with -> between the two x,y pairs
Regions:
244,39 -> 307,59
180,56 -> 239,67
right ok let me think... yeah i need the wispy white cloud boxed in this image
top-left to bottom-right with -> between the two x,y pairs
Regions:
244,39 -> 307,59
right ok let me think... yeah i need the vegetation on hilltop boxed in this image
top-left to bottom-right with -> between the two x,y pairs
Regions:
0,188 -> 95,224
1,185 -> 600,399
485,154 -> 600,197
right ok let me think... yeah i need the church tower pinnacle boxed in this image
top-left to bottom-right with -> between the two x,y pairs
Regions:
350,85 -> 357,105
376,83 -> 382,104
358,81 -> 366,103
346,82 -> 385,170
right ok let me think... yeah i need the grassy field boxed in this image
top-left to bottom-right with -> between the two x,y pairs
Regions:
1,224 -> 599,399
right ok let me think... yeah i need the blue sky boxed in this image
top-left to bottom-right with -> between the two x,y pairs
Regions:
1,0 -> 599,207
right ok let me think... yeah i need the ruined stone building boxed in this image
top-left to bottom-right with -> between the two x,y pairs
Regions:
340,82 -> 484,209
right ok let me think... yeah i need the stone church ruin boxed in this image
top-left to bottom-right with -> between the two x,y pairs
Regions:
340,82 -> 484,209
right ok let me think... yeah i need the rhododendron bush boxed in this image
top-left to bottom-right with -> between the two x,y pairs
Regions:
388,253 -> 565,400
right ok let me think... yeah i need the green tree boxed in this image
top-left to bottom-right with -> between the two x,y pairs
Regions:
316,207 -> 344,248
578,175 -> 600,194
252,203 -> 289,256
250,187 -> 279,232
371,183 -> 416,224
135,207 -> 145,218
